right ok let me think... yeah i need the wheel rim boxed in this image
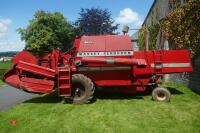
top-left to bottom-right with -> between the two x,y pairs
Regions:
72,83 -> 86,100
156,91 -> 166,101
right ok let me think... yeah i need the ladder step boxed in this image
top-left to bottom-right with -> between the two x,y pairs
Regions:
59,85 -> 70,89
59,77 -> 70,80
59,75 -> 69,78
58,66 -> 71,96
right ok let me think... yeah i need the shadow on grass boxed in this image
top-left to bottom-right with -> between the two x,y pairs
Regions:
95,90 -> 147,100
95,86 -> 184,100
166,87 -> 184,95
191,89 -> 200,95
25,91 -> 62,103
25,86 -> 184,104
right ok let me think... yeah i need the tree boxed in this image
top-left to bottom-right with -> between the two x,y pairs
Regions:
163,0 -> 200,59
74,8 -> 119,36
18,10 -> 74,53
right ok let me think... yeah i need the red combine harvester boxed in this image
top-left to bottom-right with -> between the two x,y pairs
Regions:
3,35 -> 192,104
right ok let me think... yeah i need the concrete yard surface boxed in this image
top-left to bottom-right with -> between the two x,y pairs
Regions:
0,85 -> 38,111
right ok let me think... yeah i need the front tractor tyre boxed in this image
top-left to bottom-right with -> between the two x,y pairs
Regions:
70,74 -> 95,104
152,87 -> 171,102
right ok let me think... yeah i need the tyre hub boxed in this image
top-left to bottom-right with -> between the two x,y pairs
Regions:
72,83 -> 86,100
156,91 -> 166,101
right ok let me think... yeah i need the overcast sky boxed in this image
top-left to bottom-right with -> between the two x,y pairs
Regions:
0,0 -> 153,52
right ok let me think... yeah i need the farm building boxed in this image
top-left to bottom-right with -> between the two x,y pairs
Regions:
142,0 -> 200,93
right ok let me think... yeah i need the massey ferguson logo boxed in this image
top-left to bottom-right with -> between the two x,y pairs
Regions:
77,51 -> 134,57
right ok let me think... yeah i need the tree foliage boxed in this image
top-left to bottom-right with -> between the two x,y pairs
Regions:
138,23 -> 161,51
138,28 -> 145,50
18,10 -> 74,53
148,22 -> 162,50
163,0 -> 200,59
74,8 -> 118,36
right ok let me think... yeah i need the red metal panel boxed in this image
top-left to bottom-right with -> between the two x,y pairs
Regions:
3,66 -> 21,88
16,61 -> 56,78
106,35 -> 133,51
78,35 -> 133,52
96,80 -> 132,86
4,74 -> 21,88
12,50 -> 38,65
78,36 -> 106,52
160,50 -> 192,73
79,70 -> 132,86
20,77 -> 54,93
74,38 -> 81,49
133,50 -> 192,75
133,51 -> 154,75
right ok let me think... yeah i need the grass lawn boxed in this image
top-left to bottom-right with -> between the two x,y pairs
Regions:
0,61 -> 12,86
0,82 -> 200,133
0,61 -> 12,70
0,80 -> 4,86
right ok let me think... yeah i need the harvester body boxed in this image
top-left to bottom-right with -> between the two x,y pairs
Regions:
3,35 -> 192,103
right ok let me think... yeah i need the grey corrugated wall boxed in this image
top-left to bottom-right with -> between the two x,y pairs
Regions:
189,57 -> 200,93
